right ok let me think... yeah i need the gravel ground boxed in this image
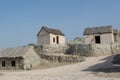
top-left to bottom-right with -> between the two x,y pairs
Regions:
0,54 -> 120,80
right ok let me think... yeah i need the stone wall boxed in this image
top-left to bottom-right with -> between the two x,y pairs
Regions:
0,57 -> 23,70
40,54 -> 84,63
37,29 -> 50,45
84,33 -> 114,44
0,47 -> 41,70
112,42 -> 120,54
37,29 -> 65,45
92,44 -> 112,56
49,33 -> 65,44
36,42 -> 120,61
35,44 -> 85,63
36,44 -> 68,54
65,43 -> 119,56
23,47 -> 41,70
66,44 -> 94,56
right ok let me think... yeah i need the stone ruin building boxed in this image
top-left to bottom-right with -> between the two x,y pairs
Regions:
1,25 -> 120,70
37,26 -> 65,45
0,46 -> 41,70
83,25 -> 120,44
0,26 -> 67,70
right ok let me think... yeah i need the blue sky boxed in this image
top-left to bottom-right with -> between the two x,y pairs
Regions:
0,0 -> 120,48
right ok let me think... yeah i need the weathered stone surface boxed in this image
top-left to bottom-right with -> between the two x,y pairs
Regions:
0,58 -> 23,70
40,54 -> 85,63
34,42 -> 120,67
0,46 -> 41,70
43,44 -> 67,54
66,44 -> 112,56
23,47 -> 41,70
35,44 -> 68,55
33,44 -> 85,65
92,44 -> 112,56
66,44 -> 94,56
112,42 -> 120,54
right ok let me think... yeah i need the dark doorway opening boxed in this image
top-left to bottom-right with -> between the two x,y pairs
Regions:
2,61 -> 5,67
11,61 -> 16,67
53,38 -> 55,43
95,36 -> 101,44
56,36 -> 59,44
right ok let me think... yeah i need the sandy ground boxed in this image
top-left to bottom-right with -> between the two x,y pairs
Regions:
0,54 -> 120,80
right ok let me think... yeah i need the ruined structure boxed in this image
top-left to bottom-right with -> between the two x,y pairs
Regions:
37,26 -> 65,45
1,25 -> 120,70
83,26 -> 115,44
0,46 -> 41,70
66,25 -> 120,56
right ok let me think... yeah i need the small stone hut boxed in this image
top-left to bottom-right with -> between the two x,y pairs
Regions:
83,26 -> 115,44
37,26 -> 65,45
0,46 -> 41,70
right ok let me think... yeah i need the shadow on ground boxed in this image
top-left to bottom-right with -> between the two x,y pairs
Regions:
83,54 -> 120,73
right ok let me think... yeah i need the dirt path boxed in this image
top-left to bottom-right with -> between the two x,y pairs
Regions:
0,54 -> 120,80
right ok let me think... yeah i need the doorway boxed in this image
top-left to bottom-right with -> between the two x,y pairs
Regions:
2,61 -> 5,67
56,36 -> 59,44
11,61 -> 16,67
95,36 -> 101,44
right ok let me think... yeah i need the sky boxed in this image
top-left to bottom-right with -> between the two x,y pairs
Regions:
0,0 -> 120,48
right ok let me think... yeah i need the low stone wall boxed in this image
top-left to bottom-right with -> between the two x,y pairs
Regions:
66,44 -> 94,56
66,43 -> 114,56
35,44 -> 85,63
43,44 -> 68,54
112,42 -> 120,54
35,44 -> 68,54
40,54 -> 84,63
92,44 -> 112,56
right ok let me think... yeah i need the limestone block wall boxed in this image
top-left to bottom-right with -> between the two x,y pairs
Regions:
37,34 -> 50,45
92,44 -> 112,56
66,44 -> 113,56
40,54 -> 84,63
84,35 -> 95,44
65,44 -> 94,56
50,33 -> 65,44
23,48 -> 41,70
84,33 -> 114,44
101,33 -> 114,44
41,44 -> 68,54
0,58 -> 23,70
37,29 -> 50,45
112,42 -> 120,54
37,29 -> 65,45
